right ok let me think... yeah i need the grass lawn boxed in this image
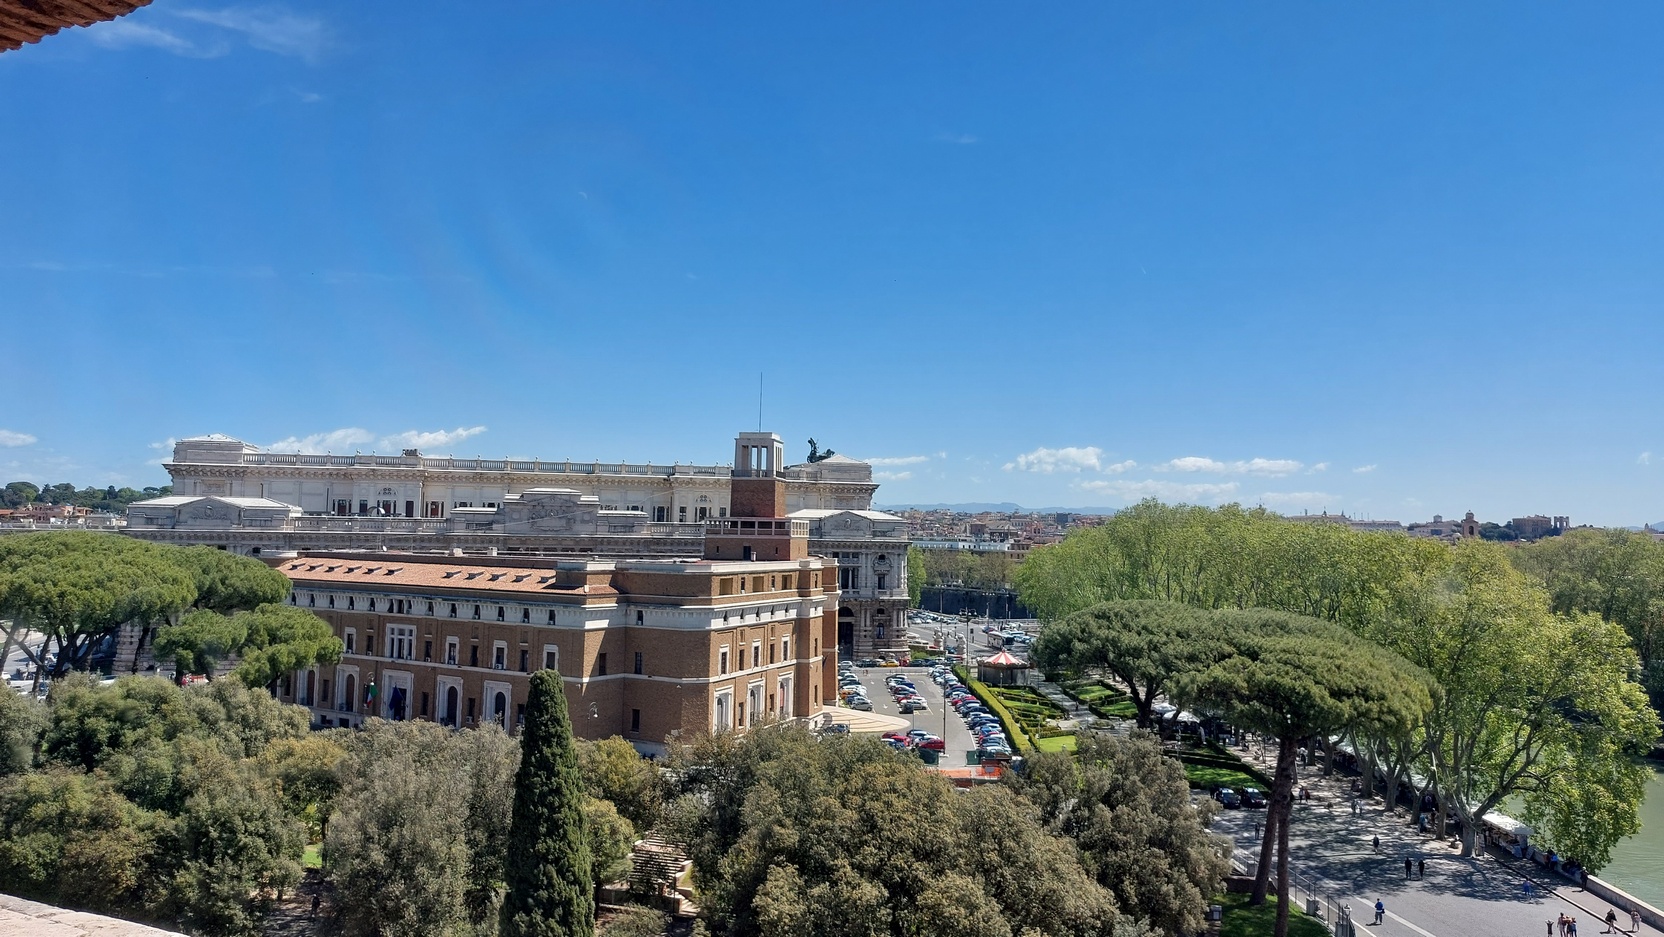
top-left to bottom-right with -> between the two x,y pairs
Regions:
1034,734 -> 1078,753
1184,764 -> 1260,790
303,843 -> 322,869
1218,892 -> 1329,937
1097,699 -> 1138,719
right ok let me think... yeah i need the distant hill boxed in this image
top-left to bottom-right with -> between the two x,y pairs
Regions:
876,502 -> 1122,515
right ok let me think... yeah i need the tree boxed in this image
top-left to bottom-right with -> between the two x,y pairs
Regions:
0,688 -> 44,775
502,670 -> 594,937
0,481 -> 38,509
666,725 -> 1132,937
227,604 -> 343,689
1032,600 -> 1226,728
1015,733 -> 1230,937
576,736 -> 664,832
0,532 -> 197,684
325,720 -> 479,937
582,796 -> 636,888
1173,610 -> 1432,937
174,547 -> 292,613
906,546 -> 926,607
154,609 -> 249,679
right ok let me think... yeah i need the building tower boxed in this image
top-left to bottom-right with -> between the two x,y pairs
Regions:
1461,512 -> 1479,539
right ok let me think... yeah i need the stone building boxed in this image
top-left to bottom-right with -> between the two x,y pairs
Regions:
130,431 -> 911,656
272,436 -> 838,755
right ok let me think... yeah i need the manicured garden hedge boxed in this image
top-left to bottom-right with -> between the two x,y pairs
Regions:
953,666 -> 1035,752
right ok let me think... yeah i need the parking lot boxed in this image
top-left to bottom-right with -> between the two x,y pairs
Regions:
842,664 -> 989,763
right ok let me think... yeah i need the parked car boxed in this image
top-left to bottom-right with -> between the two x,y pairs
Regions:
915,736 -> 947,751
846,697 -> 873,711
882,732 -> 911,744
820,723 -> 850,736
882,737 -> 907,750
900,700 -> 928,714
1239,787 -> 1267,808
1214,787 -> 1242,808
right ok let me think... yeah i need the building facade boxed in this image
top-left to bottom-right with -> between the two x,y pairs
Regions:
271,435 -> 839,755
130,432 -> 913,656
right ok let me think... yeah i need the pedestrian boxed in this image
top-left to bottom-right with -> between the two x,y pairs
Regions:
310,893 -> 320,916
1418,857 -> 1426,880
1372,834 -> 1380,852
1375,900 -> 1385,925
1404,856 -> 1413,879
1570,916 -> 1578,937
1631,908 -> 1642,933
1604,909 -> 1618,933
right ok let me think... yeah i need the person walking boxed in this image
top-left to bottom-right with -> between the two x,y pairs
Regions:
1404,856 -> 1413,879
1630,908 -> 1642,933
1375,900 -> 1385,925
1570,916 -> 1579,937
1604,909 -> 1618,933
1418,857 -> 1426,880
1372,834 -> 1380,852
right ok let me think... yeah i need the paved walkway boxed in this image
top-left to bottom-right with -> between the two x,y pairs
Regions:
1207,744 -> 1661,937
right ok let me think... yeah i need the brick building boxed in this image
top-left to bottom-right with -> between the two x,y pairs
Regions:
272,433 -> 838,754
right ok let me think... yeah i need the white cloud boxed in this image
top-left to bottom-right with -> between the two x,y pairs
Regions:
379,426 -> 488,451
874,471 -> 913,482
1353,464 -> 1378,474
1159,456 -> 1303,477
266,426 -> 489,453
936,132 -> 979,145
865,455 -> 930,466
1077,478 -> 1241,503
0,430 -> 37,447
1639,453 -> 1653,466
173,6 -> 328,61
1309,462 -> 1330,473
1103,460 -> 1137,474
1004,446 -> 1104,473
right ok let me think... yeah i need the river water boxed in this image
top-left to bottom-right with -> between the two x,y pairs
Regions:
1599,765 -> 1664,909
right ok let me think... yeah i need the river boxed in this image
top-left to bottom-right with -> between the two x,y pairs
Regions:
1599,765 -> 1664,909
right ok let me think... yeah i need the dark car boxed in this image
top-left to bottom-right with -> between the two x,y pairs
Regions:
1214,787 -> 1242,808
1239,786 -> 1267,808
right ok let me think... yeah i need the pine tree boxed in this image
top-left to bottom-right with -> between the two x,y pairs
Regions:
501,670 -> 595,937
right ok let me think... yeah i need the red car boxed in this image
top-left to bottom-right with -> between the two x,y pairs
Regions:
915,736 -> 947,751
881,732 -> 910,745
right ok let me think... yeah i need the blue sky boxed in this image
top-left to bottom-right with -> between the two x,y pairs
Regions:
4,3 -> 1664,524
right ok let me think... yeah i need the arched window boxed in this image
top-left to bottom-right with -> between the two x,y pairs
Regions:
493,691 -> 508,728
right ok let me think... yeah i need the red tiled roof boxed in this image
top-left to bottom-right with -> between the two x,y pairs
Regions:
1,0 -> 153,54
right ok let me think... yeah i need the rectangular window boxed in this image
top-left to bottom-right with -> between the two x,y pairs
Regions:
547,609 -> 556,625
420,692 -> 429,717
877,574 -> 887,591
519,649 -> 529,672
543,646 -> 558,671
470,645 -> 479,668
654,506 -> 668,522
358,499 -> 369,515
493,642 -> 507,670
344,630 -> 355,653
769,644 -> 776,664
753,641 -> 762,670
473,605 -> 481,620
449,603 -> 458,618
446,638 -> 459,665
521,608 -> 530,623
720,647 -> 729,675
633,651 -> 643,675
631,709 -> 641,733
678,506 -> 687,522
496,606 -> 505,622
782,637 -> 790,661
596,653 -> 608,676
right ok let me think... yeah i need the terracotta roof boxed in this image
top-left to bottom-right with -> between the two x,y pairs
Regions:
280,559 -> 607,596
1,0 -> 154,54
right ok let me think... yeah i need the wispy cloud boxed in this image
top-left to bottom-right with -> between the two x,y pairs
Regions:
265,426 -> 488,453
146,437 -> 179,466
865,455 -> 930,466
1639,453 -> 1653,466
1158,456 -> 1304,477
85,5 -> 327,62
874,471 -> 913,482
1309,462 -> 1330,473
1077,478 -> 1241,503
1103,460 -> 1137,474
0,430 -> 37,447
936,132 -> 979,145
1352,464 -> 1378,474
173,6 -> 329,62
1004,446 -> 1104,473
87,19 -> 226,57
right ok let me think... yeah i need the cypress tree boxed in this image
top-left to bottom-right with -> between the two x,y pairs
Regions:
501,670 -> 595,937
